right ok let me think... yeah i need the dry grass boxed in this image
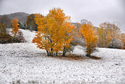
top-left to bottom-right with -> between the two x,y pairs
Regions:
49,54 -> 101,61
89,56 -> 101,60
49,54 -> 84,61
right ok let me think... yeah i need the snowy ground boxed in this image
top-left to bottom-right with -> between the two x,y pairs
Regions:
0,29 -> 125,84
6,28 -> 36,43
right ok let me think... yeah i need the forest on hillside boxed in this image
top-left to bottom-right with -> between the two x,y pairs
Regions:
0,8 -> 125,57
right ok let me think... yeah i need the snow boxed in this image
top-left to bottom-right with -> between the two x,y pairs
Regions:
0,29 -> 125,84
6,28 -> 36,43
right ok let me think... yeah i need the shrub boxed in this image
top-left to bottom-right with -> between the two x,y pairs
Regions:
0,33 -> 12,44
108,38 -> 122,49
15,30 -> 26,43
0,23 -> 13,43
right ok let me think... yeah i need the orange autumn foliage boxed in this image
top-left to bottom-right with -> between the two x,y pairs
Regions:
32,8 -> 74,56
97,22 -> 121,48
79,23 -> 98,56
121,33 -> 125,49
11,18 -> 19,38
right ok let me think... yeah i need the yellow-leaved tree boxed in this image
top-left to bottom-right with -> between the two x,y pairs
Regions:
32,14 -> 54,56
121,33 -> 125,49
32,8 -> 74,56
97,26 -> 111,47
97,22 -> 121,48
79,22 -> 98,57
11,18 -> 19,39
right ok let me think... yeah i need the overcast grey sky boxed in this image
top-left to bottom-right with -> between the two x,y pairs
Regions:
0,0 -> 125,32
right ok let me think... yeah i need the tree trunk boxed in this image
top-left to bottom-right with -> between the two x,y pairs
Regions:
47,51 -> 49,56
47,52 -> 53,56
62,47 -> 66,57
86,45 -> 91,57
86,54 -> 90,57
50,52 -> 53,56
56,52 -> 58,56
50,48 -> 53,56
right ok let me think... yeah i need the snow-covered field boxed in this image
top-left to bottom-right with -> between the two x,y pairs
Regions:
7,28 -> 36,43
0,29 -> 125,84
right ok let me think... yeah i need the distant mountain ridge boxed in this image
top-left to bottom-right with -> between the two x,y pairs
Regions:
0,12 -> 30,23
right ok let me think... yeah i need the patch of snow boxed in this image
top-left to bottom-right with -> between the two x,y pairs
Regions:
0,43 -> 125,84
6,28 -> 36,43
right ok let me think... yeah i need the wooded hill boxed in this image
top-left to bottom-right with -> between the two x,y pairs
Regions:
0,12 -> 29,23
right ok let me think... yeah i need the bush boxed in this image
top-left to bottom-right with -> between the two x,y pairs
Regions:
122,44 -> 125,49
0,31 -> 26,44
0,33 -> 12,44
108,38 -> 122,49
0,24 -> 13,44
15,30 -> 26,43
